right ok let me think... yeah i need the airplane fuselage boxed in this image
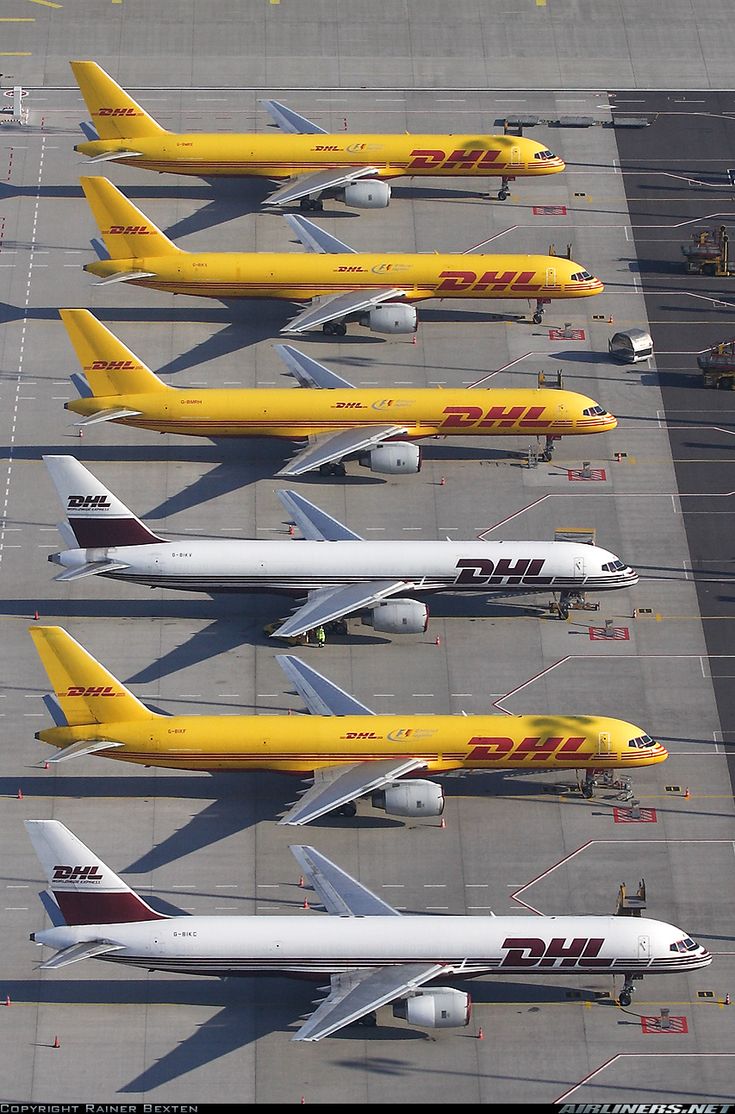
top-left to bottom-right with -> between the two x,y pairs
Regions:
51,539 -> 637,596
66,385 -> 616,439
77,132 -> 565,181
85,251 -> 604,303
37,712 -> 667,773
35,914 -> 709,979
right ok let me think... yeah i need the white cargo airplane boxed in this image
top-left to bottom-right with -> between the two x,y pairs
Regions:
26,820 -> 710,1039
45,456 -> 637,634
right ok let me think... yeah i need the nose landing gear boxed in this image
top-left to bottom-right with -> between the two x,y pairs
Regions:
619,973 -> 643,1008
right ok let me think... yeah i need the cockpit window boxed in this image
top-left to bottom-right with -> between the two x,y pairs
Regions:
670,937 -> 699,953
628,735 -> 657,749
570,270 -> 594,282
534,150 -> 556,160
602,559 -> 628,572
582,405 -> 607,417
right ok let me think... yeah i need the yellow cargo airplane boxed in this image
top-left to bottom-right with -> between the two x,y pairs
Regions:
60,309 -> 616,474
79,176 -> 603,332
71,59 -> 565,206
30,627 -> 667,825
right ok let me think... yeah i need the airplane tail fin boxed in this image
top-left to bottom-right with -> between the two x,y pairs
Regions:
60,309 -> 170,397
70,61 -> 167,140
29,626 -> 157,728
26,820 -> 166,925
44,456 -> 164,549
80,176 -> 181,260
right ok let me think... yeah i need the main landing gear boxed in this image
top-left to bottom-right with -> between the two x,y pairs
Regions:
618,973 -> 643,1008
322,321 -> 347,336
332,801 -> 357,818
539,434 -> 556,463
299,197 -> 324,212
319,461 -> 347,476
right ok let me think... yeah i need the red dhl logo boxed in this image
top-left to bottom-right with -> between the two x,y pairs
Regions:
408,148 -> 502,170
59,686 -> 121,698
97,107 -> 138,117
337,266 -> 366,273
437,269 -> 538,293
441,405 -> 547,430
89,360 -> 137,371
467,736 -> 589,762
341,731 -> 380,739
105,225 -> 151,235
501,937 -> 607,968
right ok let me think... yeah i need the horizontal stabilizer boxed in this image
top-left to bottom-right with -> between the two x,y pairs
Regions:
275,489 -> 362,542
74,408 -> 143,426
284,213 -> 355,255
276,654 -> 375,716
274,344 -> 355,390
84,150 -> 143,164
45,739 -> 124,764
40,940 -> 124,970
53,560 -> 130,583
260,99 -> 326,135
92,270 -> 155,287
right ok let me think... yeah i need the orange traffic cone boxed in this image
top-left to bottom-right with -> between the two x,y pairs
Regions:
477,1026 -> 484,1040
684,787 -> 690,799
435,635 -> 441,647
302,898 -> 310,910
52,1035 -> 60,1049
298,875 -> 304,888
439,817 -> 446,830
439,476 -> 446,486
33,610 -> 39,621
726,993 -> 731,1006
5,995 -> 10,1007
17,788 -> 22,800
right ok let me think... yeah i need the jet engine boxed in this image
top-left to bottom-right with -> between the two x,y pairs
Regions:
371,779 -> 445,817
360,303 -> 418,334
361,598 -> 428,633
359,442 -> 421,474
342,180 -> 391,209
393,988 -> 471,1029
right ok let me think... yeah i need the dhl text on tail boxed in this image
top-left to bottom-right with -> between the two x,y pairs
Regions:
79,176 -> 603,335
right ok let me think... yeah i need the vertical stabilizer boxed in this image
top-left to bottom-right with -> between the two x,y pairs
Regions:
59,309 -> 169,397
44,456 -> 164,548
26,820 -> 166,925
70,61 -> 167,140
80,176 -> 181,260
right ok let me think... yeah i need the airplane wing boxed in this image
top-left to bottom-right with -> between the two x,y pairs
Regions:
278,757 -> 428,826
274,343 -> 355,389
282,288 -> 408,336
276,423 -> 409,475
284,213 -> 356,254
264,166 -> 381,208
271,578 -> 412,639
289,844 -> 400,917
276,653 -> 375,715
260,99 -> 327,135
292,963 -> 445,1042
40,940 -> 125,970
275,489 -> 364,542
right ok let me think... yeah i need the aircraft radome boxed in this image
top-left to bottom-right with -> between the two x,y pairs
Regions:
79,176 -> 603,332
71,59 -> 564,206
26,821 -> 709,1038
59,309 -> 617,474
29,629 -> 667,825
45,455 -> 638,634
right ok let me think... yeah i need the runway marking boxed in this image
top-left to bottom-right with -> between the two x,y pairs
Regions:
27,0 -> 62,6
555,1053 -> 735,1105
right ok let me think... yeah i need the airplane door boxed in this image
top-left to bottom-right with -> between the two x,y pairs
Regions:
597,731 -> 611,755
510,145 -> 522,167
545,266 -> 557,289
637,935 -> 650,960
574,554 -> 584,577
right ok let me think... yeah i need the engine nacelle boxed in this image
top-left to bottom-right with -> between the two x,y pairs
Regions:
343,179 -> 391,209
361,597 -> 428,634
360,303 -> 417,334
371,779 -> 444,817
359,442 -> 421,475
393,988 -> 471,1029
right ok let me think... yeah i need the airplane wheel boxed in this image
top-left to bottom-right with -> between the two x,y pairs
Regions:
497,190 -> 509,201
336,801 -> 357,817
333,322 -> 347,336
299,198 -> 311,210
558,605 -> 570,621
581,783 -> 594,799
360,1012 -> 377,1027
619,991 -> 632,1007
532,313 -> 543,325
323,322 -> 336,335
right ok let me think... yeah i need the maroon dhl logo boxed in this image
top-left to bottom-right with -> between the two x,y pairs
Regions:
467,736 -> 589,762
89,360 -> 138,371
52,865 -> 104,882
454,557 -> 552,586
437,269 -> 538,293
105,225 -> 151,235
501,937 -> 607,968
59,686 -> 122,698
97,107 -> 139,117
441,405 -> 548,430
408,148 -> 502,170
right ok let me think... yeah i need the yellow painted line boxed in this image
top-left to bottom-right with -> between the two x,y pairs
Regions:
0,17 -> 36,20
0,52 -> 32,56
27,0 -> 62,7
536,0 -> 547,6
